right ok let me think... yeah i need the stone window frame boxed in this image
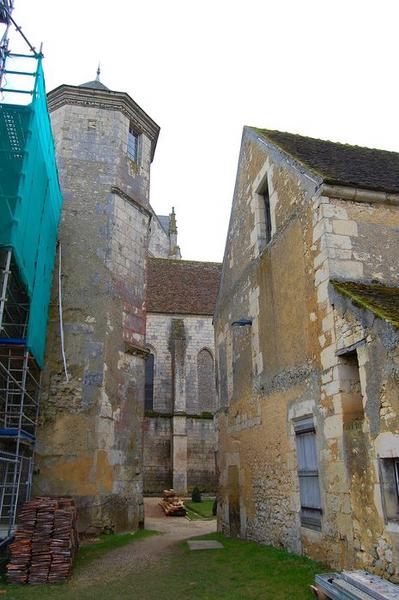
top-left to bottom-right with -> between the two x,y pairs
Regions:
251,162 -> 276,257
196,347 -> 216,413
335,344 -> 365,425
293,415 -> 322,531
127,122 -> 140,164
259,179 -> 272,247
379,456 -> 399,524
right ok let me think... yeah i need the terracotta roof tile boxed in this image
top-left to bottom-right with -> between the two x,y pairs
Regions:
147,258 -> 222,316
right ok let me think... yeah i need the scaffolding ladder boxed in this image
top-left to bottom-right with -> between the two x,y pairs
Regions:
0,2 -> 62,542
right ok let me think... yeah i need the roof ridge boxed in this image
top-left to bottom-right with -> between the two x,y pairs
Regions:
79,79 -> 110,91
148,257 -> 222,267
147,256 -> 221,316
246,127 -> 399,195
251,127 -> 399,156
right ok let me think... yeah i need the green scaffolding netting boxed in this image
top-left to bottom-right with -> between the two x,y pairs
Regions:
0,55 -> 63,366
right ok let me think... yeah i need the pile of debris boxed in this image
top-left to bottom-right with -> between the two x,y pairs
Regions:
7,497 -> 79,585
159,489 -> 186,517
313,570 -> 399,599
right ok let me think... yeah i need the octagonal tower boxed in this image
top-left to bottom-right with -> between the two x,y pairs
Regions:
35,73 -> 159,532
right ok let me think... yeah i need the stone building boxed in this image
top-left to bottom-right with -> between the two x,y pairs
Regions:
215,127 -> 399,580
144,257 -> 221,495
33,72 -> 220,532
148,207 -> 181,260
35,75 -> 159,532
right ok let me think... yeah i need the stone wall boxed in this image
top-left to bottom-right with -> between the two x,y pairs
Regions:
325,289 -> 399,579
143,416 -> 172,493
215,126 -> 399,580
148,215 -> 170,258
143,415 -> 216,493
310,191 -> 399,577
215,139 -> 314,552
143,313 -> 217,494
146,314 -> 216,413
35,87 -> 158,532
187,417 -> 216,491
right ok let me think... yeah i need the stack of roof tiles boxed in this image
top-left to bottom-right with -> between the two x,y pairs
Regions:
7,497 -> 79,585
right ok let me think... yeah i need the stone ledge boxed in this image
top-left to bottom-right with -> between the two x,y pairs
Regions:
144,410 -> 214,420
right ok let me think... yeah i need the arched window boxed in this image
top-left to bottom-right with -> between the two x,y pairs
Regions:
145,353 -> 155,411
197,348 -> 216,412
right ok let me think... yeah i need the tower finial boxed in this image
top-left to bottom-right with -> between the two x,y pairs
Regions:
169,207 -> 177,234
96,62 -> 101,81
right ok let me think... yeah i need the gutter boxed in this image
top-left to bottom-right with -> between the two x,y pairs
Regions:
319,184 -> 399,206
252,128 -> 399,206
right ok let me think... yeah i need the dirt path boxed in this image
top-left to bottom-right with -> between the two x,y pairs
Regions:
70,498 -> 217,588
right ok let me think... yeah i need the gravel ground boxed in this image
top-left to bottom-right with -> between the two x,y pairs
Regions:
69,498 -> 217,588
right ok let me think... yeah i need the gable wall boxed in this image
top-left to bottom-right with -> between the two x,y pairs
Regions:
148,216 -> 171,258
215,130 -> 320,554
215,128 -> 399,579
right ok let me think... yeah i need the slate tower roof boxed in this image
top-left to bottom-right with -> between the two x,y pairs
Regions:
79,79 -> 109,91
79,65 -> 109,91
47,74 -> 160,160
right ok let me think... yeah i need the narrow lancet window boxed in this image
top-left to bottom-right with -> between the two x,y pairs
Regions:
263,182 -> 272,244
145,353 -> 154,410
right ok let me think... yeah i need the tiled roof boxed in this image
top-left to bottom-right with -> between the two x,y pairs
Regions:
332,281 -> 399,329
254,128 -> 399,194
79,80 -> 110,91
147,258 -> 222,316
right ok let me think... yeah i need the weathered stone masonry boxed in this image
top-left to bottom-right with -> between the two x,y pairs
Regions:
35,80 -> 159,532
144,258 -> 221,495
215,126 -> 399,580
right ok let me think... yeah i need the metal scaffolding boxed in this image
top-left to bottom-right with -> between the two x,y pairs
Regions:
0,249 -> 29,341
0,2 -> 61,542
0,248 -> 40,541
0,1 -> 13,88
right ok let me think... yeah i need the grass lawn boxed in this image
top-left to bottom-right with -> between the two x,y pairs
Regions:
0,531 -> 325,599
185,499 -> 215,519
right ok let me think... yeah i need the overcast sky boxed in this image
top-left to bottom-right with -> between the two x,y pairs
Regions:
7,1 -> 399,262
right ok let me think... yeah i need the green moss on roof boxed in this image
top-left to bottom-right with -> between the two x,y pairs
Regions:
251,128 -> 399,194
332,281 -> 399,329
252,128 -> 326,180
